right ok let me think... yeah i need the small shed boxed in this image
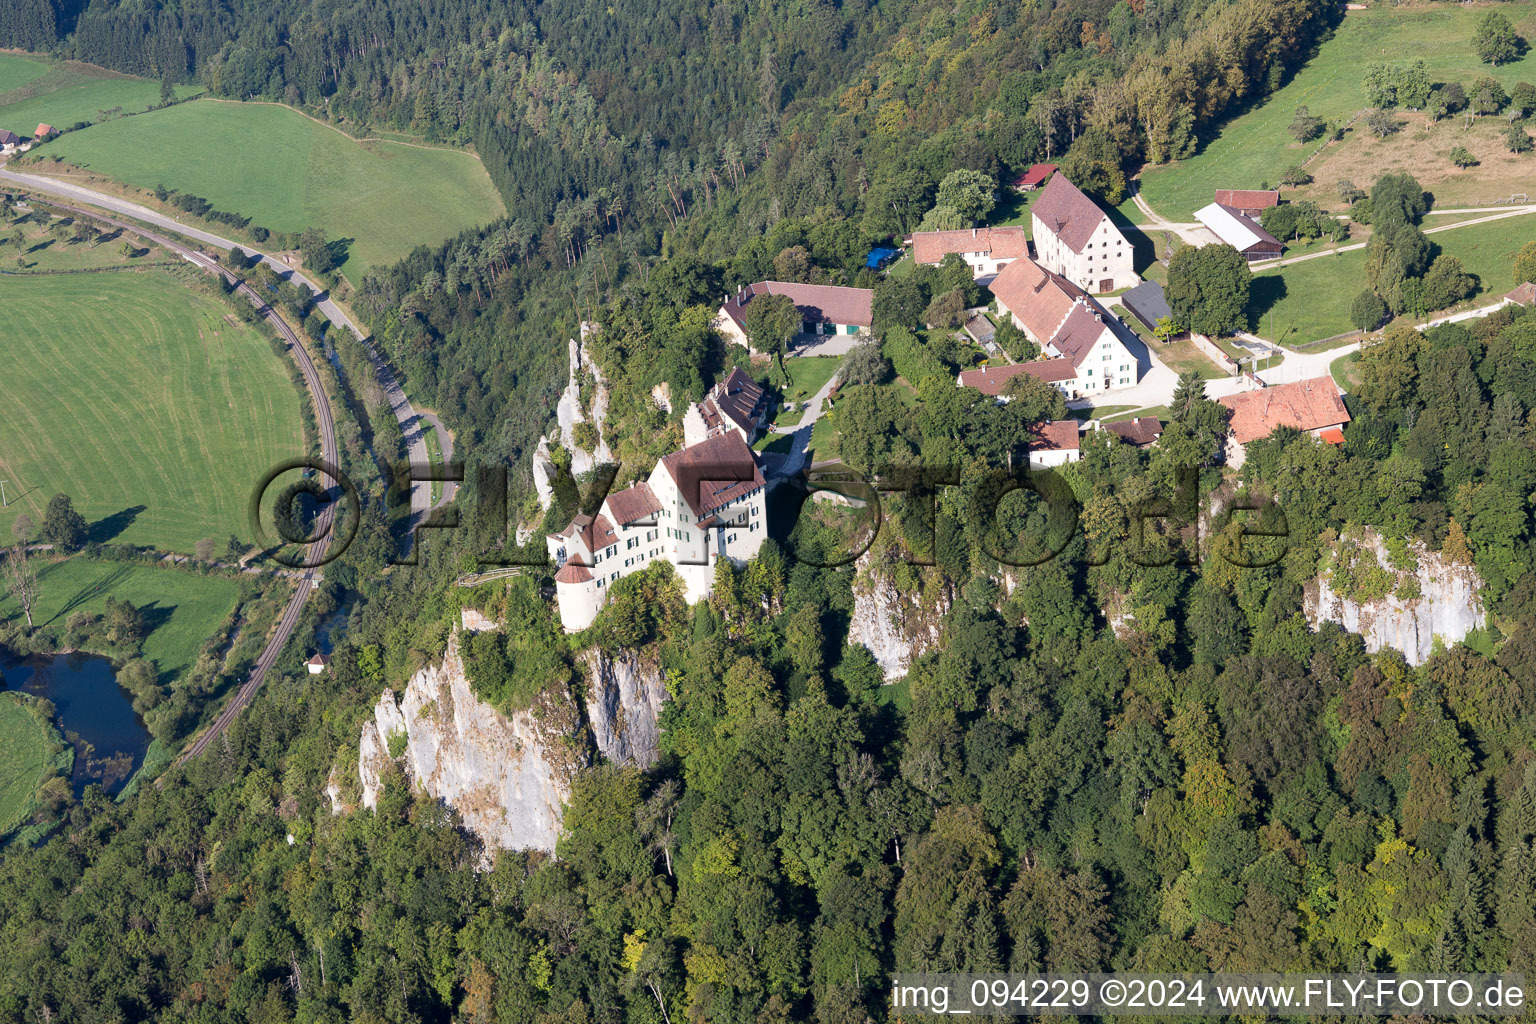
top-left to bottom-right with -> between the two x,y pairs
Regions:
1122,279 -> 1173,334
1013,163 -> 1059,191
306,653 -> 331,675
0,129 -> 19,148
33,123 -> 56,141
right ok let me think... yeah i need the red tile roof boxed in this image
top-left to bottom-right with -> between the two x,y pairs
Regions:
1047,301 -> 1116,366
1029,420 -> 1081,452
989,258 -> 1081,343
1214,189 -> 1279,210
658,431 -> 765,518
556,561 -> 594,584
1104,416 -> 1163,446
696,367 -> 767,437
1218,377 -> 1351,444
721,281 -> 873,331
34,123 -> 55,138
911,226 -> 1028,265
1317,427 -> 1346,445
605,482 -> 662,526
1014,163 -> 1059,188
957,359 -> 1077,395
1032,174 -> 1109,253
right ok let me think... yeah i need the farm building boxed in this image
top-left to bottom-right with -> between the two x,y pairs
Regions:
1031,173 -> 1137,293
1102,416 -> 1163,447
306,654 -> 331,674
33,123 -> 56,141
987,256 -> 1139,395
547,430 -> 768,631
1218,376 -> 1350,446
0,129 -> 19,151
683,367 -> 769,447
1213,189 -> 1279,217
1013,163 -> 1058,191
1028,420 -> 1082,469
909,226 -> 1028,277
1195,203 -> 1284,261
957,358 -> 1078,399
1121,280 -> 1173,334
717,281 -> 873,355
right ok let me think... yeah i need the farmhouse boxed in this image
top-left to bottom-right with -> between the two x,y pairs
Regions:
1218,376 -> 1350,445
910,226 -> 1028,277
1028,420 -> 1082,469
956,358 -> 1078,399
1213,189 -> 1279,218
1102,416 -> 1163,447
1195,202 -> 1284,261
1013,163 -> 1058,191
1121,280 -> 1174,335
717,281 -> 873,354
33,123 -> 55,141
683,367 -> 769,447
306,654 -> 331,675
547,430 -> 768,631
988,257 -> 1139,394
1031,173 -> 1137,292
0,129 -> 18,152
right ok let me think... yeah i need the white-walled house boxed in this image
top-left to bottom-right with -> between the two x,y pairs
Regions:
547,431 -> 768,631
1030,174 -> 1137,293
717,281 -> 873,354
909,226 -> 1028,277
987,257 -> 1139,396
1028,420 -> 1082,469
683,367 -> 769,448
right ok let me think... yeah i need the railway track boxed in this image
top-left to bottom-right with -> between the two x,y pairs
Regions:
33,200 -> 341,774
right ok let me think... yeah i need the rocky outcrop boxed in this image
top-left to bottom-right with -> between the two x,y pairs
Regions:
848,555 -> 950,681
581,647 -> 668,767
359,633 -> 584,853
1305,531 -> 1483,667
553,331 -> 612,478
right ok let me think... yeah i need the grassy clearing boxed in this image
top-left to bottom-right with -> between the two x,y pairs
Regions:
1251,210 -> 1536,344
37,99 -> 505,281
1106,404 -> 1172,424
1158,339 -> 1229,380
1138,2 -> 1536,220
0,269 -> 305,552
783,356 -> 841,401
1332,351 -> 1363,391
0,208 -> 167,271
0,559 -> 243,680
0,54 -> 200,137
0,692 -> 68,838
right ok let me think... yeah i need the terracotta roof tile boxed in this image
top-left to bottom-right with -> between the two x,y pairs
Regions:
1014,163 -> 1058,188
1214,189 -> 1279,210
696,367 -> 766,437
1218,377 -> 1350,444
1029,420 -> 1081,452
988,258 -> 1082,342
1032,174 -> 1109,253
958,359 -> 1077,395
721,281 -> 873,331
658,431 -> 765,518
605,482 -> 662,526
555,561 -> 594,584
911,226 -> 1028,265
1104,416 -> 1163,446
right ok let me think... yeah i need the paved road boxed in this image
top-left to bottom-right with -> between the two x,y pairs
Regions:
764,368 -> 843,478
0,163 -> 452,519
33,203 -> 343,773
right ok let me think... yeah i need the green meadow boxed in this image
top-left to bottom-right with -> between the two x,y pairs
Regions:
39,99 -> 507,280
0,53 -> 200,137
0,269 -> 305,553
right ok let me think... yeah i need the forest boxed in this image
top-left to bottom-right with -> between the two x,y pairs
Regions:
5,0 -> 1536,1021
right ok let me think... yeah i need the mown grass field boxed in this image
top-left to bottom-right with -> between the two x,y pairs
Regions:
1139,2 -> 1536,220
38,99 -> 507,280
0,560 -> 243,680
1249,211 -> 1536,344
0,693 -> 65,837
0,54 -> 199,137
0,270 -> 305,552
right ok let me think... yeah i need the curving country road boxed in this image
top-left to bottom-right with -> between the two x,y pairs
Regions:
29,201 -> 344,772
0,162 -> 456,518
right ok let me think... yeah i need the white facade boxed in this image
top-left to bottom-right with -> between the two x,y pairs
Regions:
547,433 -> 768,631
1032,214 -> 1137,293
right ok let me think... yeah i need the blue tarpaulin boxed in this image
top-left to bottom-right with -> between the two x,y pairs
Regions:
866,247 -> 900,269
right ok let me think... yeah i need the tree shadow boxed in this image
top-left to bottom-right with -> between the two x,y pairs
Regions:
326,237 -> 354,269
26,238 -> 55,254
87,505 -> 146,545
1247,274 -> 1289,331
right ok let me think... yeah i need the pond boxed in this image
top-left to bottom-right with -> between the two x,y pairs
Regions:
1,651 -> 152,797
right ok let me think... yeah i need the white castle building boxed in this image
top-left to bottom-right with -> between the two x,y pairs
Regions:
546,430 -> 768,631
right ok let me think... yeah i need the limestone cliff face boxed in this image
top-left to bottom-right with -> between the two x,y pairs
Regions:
359,633 -> 585,853
1305,531 -> 1483,667
847,555 -> 950,681
581,647 -> 668,768
357,630 -> 671,853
